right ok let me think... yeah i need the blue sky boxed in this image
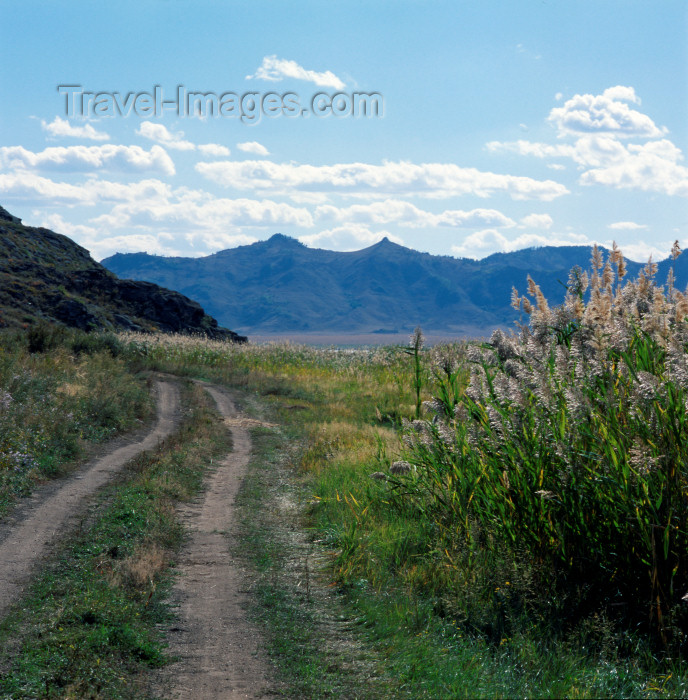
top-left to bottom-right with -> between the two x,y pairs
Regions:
0,0 -> 686,262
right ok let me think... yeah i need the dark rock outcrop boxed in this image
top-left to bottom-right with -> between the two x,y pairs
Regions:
0,206 -> 246,342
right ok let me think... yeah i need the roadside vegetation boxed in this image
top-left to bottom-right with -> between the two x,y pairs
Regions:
3,241 -> 688,697
0,325 -> 149,517
0,380 -> 230,697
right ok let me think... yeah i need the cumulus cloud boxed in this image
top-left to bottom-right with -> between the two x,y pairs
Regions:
137,121 -> 229,157
137,121 -> 195,151
486,140 -> 576,159
237,141 -> 270,156
0,144 -> 175,175
0,172 -> 95,204
548,86 -> 667,138
579,139 -> 688,196
0,172 -> 176,209
196,159 -> 569,201
198,143 -> 231,157
85,233 -> 185,260
299,224 -> 404,251
246,55 -> 346,90
451,229 -> 588,259
90,195 -> 313,232
487,87 -> 688,197
185,232 -> 258,250
608,221 -> 647,230
314,200 -> 516,228
41,116 -> 109,141
31,212 -> 99,239
606,240 -> 672,263
519,213 -> 553,229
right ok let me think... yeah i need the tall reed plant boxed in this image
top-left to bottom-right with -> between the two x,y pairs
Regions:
394,242 -> 688,647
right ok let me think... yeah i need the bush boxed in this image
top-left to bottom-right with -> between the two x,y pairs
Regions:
397,242 -> 688,648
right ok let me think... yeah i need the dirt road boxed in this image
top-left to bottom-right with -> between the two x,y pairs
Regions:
0,380 -> 180,618
160,383 -> 269,699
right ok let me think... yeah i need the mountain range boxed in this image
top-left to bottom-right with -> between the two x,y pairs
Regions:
102,234 -> 683,338
0,205 -> 245,341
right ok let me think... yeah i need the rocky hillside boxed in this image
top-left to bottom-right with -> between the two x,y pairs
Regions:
103,234 -> 681,337
0,205 -> 246,341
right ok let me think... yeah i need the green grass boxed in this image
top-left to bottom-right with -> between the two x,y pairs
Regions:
0,328 -> 150,516
0,380 -> 231,698
5,321 -> 688,698
116,331 -> 688,698
232,399 -> 389,698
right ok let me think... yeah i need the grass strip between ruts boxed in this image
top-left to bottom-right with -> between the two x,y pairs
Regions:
0,380 -> 231,699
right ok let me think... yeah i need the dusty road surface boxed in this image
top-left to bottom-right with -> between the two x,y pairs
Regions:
0,380 -> 180,618
160,383 -> 270,700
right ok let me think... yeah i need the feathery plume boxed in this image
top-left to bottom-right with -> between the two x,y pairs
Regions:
602,260 -> 614,289
610,240 -> 621,265
644,255 -> 658,280
672,240 -> 682,261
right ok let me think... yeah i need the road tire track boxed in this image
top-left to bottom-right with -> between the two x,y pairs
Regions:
160,383 -> 269,700
0,379 -> 180,618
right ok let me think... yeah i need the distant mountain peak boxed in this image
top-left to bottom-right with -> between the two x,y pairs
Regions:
265,233 -> 304,248
101,237 -> 684,338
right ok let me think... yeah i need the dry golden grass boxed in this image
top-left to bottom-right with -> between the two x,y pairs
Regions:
121,542 -> 169,589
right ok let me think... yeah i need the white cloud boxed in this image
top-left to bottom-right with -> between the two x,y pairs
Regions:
31,211 -> 99,239
519,213 -> 553,229
137,121 -> 230,157
451,229 -> 588,259
0,171 -> 95,204
198,143 -> 231,157
0,144 -> 175,175
196,159 -> 569,201
237,141 -> 270,156
548,86 -> 667,139
605,239 -> 672,263
41,116 -> 109,141
85,233 -> 185,260
299,224 -> 404,251
0,172 -> 176,209
487,87 -> 688,198
486,139 -> 576,159
90,195 -> 313,232
246,55 -> 346,90
579,139 -> 688,196
185,232 -> 258,250
137,121 -> 195,151
314,200 -> 515,228
608,221 -> 647,230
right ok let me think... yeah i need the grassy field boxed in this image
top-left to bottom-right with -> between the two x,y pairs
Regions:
0,378 -> 231,697
3,244 -> 688,697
